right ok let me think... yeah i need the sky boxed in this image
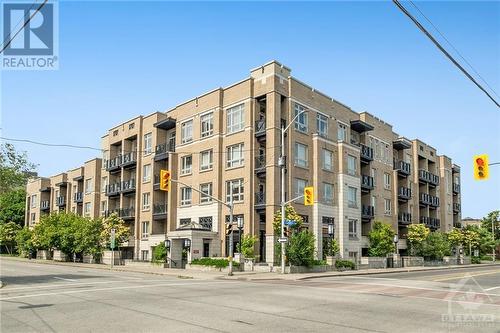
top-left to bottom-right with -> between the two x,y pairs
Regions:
1,0 -> 499,219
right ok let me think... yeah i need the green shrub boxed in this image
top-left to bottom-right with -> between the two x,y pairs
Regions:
152,243 -> 167,264
313,259 -> 327,266
286,230 -> 315,267
335,259 -> 355,270
471,256 -> 481,264
191,258 -> 233,268
480,255 -> 493,261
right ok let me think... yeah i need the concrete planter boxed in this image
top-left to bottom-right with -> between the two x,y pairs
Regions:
53,250 -> 68,262
36,250 -> 52,260
83,254 -> 100,264
285,265 -> 331,274
401,256 -> 424,267
359,257 -> 387,269
102,250 -> 123,265
326,256 -> 337,266
186,264 -> 240,273
243,258 -> 255,272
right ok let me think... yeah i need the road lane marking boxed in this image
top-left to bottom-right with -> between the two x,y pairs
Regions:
431,269 -> 500,282
53,277 -> 78,282
485,286 -> 500,291
0,281 -> 225,301
0,279 -> 172,292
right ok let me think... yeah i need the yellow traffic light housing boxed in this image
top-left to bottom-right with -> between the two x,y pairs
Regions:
473,155 -> 489,180
160,169 -> 171,191
304,186 -> 314,206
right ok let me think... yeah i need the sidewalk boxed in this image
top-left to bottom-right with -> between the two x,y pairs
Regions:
1,256 -> 499,282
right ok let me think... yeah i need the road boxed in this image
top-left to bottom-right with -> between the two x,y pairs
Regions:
1,259 -> 499,333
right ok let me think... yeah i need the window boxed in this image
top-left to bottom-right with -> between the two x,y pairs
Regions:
200,150 -> 213,171
100,201 -> 107,215
294,142 -> 308,167
144,132 -> 152,154
181,155 -> 192,175
101,176 -> 107,192
84,202 -> 91,216
201,112 -> 214,137
142,164 -> 151,182
199,216 -> 213,230
371,195 -> 376,214
142,192 -> 151,210
84,179 -> 92,194
323,183 -> 334,204
181,187 -> 192,206
348,219 -> 358,239
180,218 -> 191,226
348,186 -> 357,208
227,143 -> 244,168
371,168 -> 377,187
227,104 -> 245,134
294,103 -> 308,132
129,123 -> 135,130
141,250 -> 149,261
350,131 -> 359,145
181,120 -> 193,144
200,183 -> 213,204
295,178 -> 307,197
316,113 -> 328,137
226,179 -> 244,202
322,149 -> 333,171
337,122 -> 347,142
384,173 -> 391,189
31,194 -> 37,208
384,199 -> 392,215
347,155 -> 357,176
141,222 -> 149,239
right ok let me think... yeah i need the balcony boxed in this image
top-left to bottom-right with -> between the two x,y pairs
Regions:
73,192 -> 83,204
453,183 -> 460,194
398,187 -> 411,201
104,209 -> 120,218
429,195 -> 440,208
255,192 -> 265,209
153,174 -> 161,190
394,160 -> 411,177
105,183 -> 121,197
119,207 -> 135,220
121,152 -> 136,169
41,200 -> 50,211
360,144 -> 373,163
361,205 -> 374,220
361,175 -> 374,192
56,196 -> 66,207
428,173 -> 440,187
105,156 -> 121,172
154,142 -> 175,161
398,212 -> 412,225
121,179 -> 136,194
255,155 -> 266,176
420,216 -> 440,230
153,203 -> 167,220
418,169 -> 439,186
453,203 -> 461,214
419,193 -> 432,206
255,119 -> 266,140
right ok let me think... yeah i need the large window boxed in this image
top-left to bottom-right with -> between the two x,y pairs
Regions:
181,120 -> 193,144
84,178 -> 92,194
200,112 -> 214,137
142,192 -> 150,210
322,149 -> 333,171
337,122 -> 347,142
384,173 -> 391,190
384,198 -> 392,215
227,104 -> 245,134
347,155 -> 357,176
142,164 -> 151,182
323,182 -> 334,204
294,103 -> 308,132
348,186 -> 357,208
181,187 -> 192,206
317,113 -> 328,137
200,183 -> 213,204
141,221 -> 149,239
294,142 -> 308,167
144,132 -> 152,154
101,176 -> 107,192
348,219 -> 358,239
295,178 -> 307,197
200,150 -> 213,171
226,179 -> 244,202
31,194 -> 37,208
181,155 -> 192,175
227,143 -> 244,168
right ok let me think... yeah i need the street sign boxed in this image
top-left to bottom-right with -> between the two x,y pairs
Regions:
110,228 -> 116,250
284,219 -> 296,226
278,237 -> 288,243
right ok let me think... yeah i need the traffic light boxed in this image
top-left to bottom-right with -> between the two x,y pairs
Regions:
473,155 -> 489,180
160,169 -> 171,191
304,186 -> 314,206
226,223 -> 233,236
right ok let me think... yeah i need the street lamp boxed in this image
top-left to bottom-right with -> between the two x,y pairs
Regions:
328,221 -> 334,257
494,215 -> 498,262
184,238 -> 191,249
237,216 -> 244,255
280,108 -> 308,274
164,239 -> 171,268
393,234 -> 399,256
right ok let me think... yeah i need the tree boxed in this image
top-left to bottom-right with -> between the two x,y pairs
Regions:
32,213 -> 62,251
286,230 -> 315,267
447,228 -> 464,254
421,232 -> 451,260
101,213 -> 131,249
0,221 -> 21,254
0,189 -> 26,225
323,238 -> 340,257
273,205 -> 303,234
152,242 -> 167,264
15,227 -> 34,257
407,224 -> 430,256
481,210 -> 500,240
237,234 -> 258,258
462,226 -> 480,256
368,221 -> 396,257
477,228 -> 495,257
0,143 -> 37,194
73,217 -> 103,257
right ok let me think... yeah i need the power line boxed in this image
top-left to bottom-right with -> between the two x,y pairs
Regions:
408,1 -> 500,100
0,0 -> 48,54
392,0 -> 500,108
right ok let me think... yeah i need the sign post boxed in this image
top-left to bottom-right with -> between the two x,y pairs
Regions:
110,228 -> 116,268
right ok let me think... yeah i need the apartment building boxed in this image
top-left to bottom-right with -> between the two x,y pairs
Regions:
25,158 -> 102,227
26,61 -> 462,265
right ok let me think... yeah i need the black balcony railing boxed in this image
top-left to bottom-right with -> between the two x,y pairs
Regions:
154,142 -> 175,161
56,196 -> 66,206
453,203 -> 461,213
419,192 -> 432,206
420,216 -> 440,230
255,155 -> 266,174
398,212 -> 412,224
121,179 -> 136,193
361,175 -> 374,191
255,119 -> 266,137
255,192 -> 265,207
121,152 -> 137,168
73,192 -> 83,203
429,173 -> 440,186
398,187 -> 411,200
41,200 -> 50,210
418,169 -> 440,186
119,207 -> 135,219
429,195 -> 440,208
153,203 -> 167,215
394,160 -> 411,176
361,205 -> 374,219
105,183 -> 121,196
104,209 -> 120,217
360,144 -> 374,162
453,183 -> 460,194
105,156 -> 121,171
